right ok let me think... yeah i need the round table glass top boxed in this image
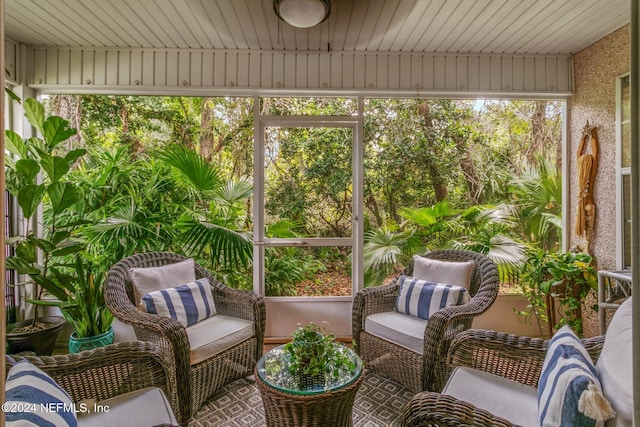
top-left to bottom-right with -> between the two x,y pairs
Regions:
256,343 -> 363,395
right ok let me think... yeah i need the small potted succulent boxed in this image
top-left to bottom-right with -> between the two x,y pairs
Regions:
283,322 -> 357,388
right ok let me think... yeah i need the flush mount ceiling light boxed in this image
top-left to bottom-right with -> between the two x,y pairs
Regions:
273,0 -> 331,28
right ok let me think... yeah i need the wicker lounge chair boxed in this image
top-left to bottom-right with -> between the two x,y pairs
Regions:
401,295 -> 634,426
104,252 -> 266,424
352,249 -> 500,393
5,341 -> 178,426
400,330 -> 607,426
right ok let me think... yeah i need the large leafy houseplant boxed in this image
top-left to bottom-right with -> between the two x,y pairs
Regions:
5,98 -> 113,353
517,249 -> 597,336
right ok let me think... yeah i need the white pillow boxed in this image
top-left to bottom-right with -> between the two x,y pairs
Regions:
395,274 -> 471,320
129,258 -> 196,309
596,298 -> 632,427
538,326 -> 614,427
141,278 -> 216,327
412,255 -> 476,290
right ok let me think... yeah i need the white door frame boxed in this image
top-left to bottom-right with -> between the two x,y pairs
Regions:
253,99 -> 364,340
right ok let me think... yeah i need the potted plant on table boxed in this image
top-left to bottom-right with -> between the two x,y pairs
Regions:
284,322 -> 357,388
5,98 -> 113,354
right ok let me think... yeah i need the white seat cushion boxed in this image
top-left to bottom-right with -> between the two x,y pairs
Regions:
111,318 -> 137,342
596,298 -> 633,427
364,311 -> 427,354
187,314 -> 254,365
77,387 -> 177,427
443,366 -> 539,427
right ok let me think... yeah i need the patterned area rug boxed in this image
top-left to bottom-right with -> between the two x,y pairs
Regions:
189,372 -> 414,426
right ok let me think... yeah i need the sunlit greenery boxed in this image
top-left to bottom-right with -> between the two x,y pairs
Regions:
42,95 -> 563,296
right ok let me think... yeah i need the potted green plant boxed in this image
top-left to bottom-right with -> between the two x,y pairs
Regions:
5,98 -> 113,354
61,256 -> 114,353
517,248 -> 597,337
283,322 -> 357,387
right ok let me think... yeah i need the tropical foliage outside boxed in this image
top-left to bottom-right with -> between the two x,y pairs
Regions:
9,95 -> 564,301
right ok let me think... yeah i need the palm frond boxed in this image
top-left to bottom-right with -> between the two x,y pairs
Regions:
157,144 -> 223,192
216,175 -> 253,204
177,217 -> 253,269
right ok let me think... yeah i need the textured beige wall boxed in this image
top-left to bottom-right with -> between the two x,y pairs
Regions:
569,24 -> 629,336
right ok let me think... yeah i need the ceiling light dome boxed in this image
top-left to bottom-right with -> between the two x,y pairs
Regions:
274,0 -> 331,29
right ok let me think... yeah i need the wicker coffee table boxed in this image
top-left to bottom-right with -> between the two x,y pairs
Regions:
255,344 -> 363,427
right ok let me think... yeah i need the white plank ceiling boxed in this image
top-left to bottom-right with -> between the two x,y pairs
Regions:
5,0 -> 630,55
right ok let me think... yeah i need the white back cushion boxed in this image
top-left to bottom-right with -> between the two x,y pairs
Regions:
596,298 -> 633,427
412,255 -> 475,290
129,258 -> 196,309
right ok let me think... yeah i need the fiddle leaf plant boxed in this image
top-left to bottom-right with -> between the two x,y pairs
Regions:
4,98 -> 111,337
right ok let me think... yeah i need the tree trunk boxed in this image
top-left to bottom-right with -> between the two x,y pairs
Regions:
418,101 -> 449,202
428,165 -> 449,202
460,149 -> 482,203
200,98 -> 215,161
50,95 -> 84,150
528,100 -> 548,164
120,105 -> 142,153
366,194 -> 383,228
387,184 -> 400,224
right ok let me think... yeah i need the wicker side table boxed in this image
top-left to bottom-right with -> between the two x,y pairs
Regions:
255,344 -> 363,427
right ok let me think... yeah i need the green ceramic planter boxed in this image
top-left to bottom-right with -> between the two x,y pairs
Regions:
68,327 -> 114,353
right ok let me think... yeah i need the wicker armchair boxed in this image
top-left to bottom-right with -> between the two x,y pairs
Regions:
352,249 -> 499,393
104,252 -> 266,424
401,329 -> 606,426
5,341 -> 178,425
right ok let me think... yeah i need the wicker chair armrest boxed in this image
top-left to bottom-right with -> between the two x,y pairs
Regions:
581,335 -> 606,363
6,341 -> 173,409
195,263 -> 266,359
104,266 -> 191,349
447,330 -> 605,388
419,284 -> 499,389
447,329 -> 548,387
401,391 -> 515,427
211,285 -> 261,319
352,280 -> 400,351
104,278 -> 191,423
422,294 -> 498,342
212,286 -> 266,360
210,285 -> 265,326
354,280 -> 400,317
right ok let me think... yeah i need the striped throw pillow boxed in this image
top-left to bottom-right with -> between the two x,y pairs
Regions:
5,360 -> 78,427
394,274 -> 471,320
141,278 -> 216,327
538,326 -> 615,427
